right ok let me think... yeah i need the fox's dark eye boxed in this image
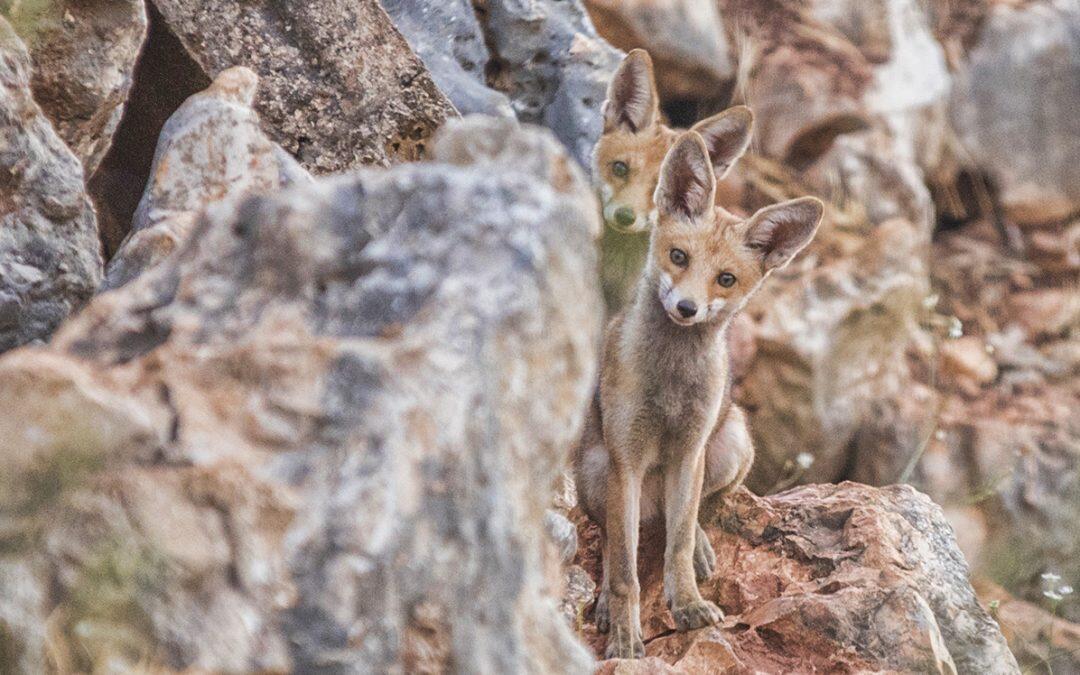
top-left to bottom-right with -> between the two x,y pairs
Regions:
669,248 -> 688,267
717,272 -> 736,287
611,160 -> 629,178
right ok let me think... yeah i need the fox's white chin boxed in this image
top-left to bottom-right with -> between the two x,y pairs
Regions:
665,311 -> 697,327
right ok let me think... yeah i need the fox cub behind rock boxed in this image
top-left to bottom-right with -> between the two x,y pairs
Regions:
575,131 -> 824,659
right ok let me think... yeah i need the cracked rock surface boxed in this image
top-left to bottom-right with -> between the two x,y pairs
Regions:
574,483 -> 1018,673
0,118 -> 601,673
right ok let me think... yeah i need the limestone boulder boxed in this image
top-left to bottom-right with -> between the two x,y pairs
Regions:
584,0 -> 733,102
103,67 -> 311,291
150,0 -> 456,172
379,0 -> 515,118
950,0 -> 1080,225
477,0 -> 623,168
1,0 -> 147,174
739,218 -> 927,490
0,118 -> 601,673
0,20 -> 101,353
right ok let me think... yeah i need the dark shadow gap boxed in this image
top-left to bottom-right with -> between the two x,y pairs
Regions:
88,1 -> 210,259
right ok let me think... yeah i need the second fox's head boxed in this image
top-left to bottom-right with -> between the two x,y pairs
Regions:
648,132 -> 824,327
593,49 -> 754,233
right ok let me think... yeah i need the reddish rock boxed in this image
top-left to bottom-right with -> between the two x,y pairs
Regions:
1006,289 -> 1080,340
574,483 -> 1017,673
940,335 -> 998,389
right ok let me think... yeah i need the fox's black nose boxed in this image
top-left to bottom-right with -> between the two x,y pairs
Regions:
676,300 -> 697,318
614,206 -> 636,228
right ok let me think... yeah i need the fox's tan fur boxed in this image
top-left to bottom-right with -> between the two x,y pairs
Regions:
576,127 -> 824,659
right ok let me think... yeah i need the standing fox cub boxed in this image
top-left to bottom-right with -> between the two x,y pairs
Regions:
594,49 -> 754,310
575,131 -> 824,658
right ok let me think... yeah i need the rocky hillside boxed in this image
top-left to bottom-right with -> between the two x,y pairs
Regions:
0,0 -> 1075,672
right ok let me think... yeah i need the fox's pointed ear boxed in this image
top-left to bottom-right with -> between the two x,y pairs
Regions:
602,49 -> 659,134
654,132 -> 716,220
743,197 -> 824,270
691,106 -> 754,178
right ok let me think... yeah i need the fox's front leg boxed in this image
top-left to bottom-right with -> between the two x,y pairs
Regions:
663,447 -> 723,631
604,461 -> 645,659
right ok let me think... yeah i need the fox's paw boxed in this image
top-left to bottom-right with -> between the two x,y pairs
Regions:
672,599 -> 724,631
605,623 -> 645,660
593,590 -> 610,633
693,528 -> 716,581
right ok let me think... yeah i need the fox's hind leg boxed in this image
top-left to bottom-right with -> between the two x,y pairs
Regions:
699,405 -> 755,521
594,550 -> 611,632
693,523 -> 716,581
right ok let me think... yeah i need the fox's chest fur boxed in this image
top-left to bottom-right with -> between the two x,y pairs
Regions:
601,286 -> 729,463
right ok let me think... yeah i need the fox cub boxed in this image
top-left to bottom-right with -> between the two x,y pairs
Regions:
593,49 -> 754,310
575,131 -> 824,659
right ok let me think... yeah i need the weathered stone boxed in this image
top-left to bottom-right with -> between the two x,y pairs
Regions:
951,0 -> 1080,225
976,577 -> 1080,674
584,0 -> 733,101
740,218 -> 927,490
810,0 -> 951,170
0,20 -> 101,353
560,564 -> 596,626
150,0 -> 456,172
477,0 -> 623,168
0,560 -> 47,674
728,0 -> 874,169
574,484 -> 1019,673
2,0 -> 147,174
956,412 -> 1080,623
380,0 -> 514,118
103,67 -> 312,291
1006,288 -> 1080,340
545,509 -> 580,565
803,129 -> 936,229
0,118 -> 601,673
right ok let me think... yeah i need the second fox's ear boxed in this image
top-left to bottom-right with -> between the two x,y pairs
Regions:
691,106 -> 754,178
602,49 -> 659,134
742,197 -> 824,270
655,132 -> 716,221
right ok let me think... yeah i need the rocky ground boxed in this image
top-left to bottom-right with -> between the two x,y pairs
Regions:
0,0 -> 1076,672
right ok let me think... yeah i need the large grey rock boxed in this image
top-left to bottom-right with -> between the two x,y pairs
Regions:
0,117 -> 600,673
477,0 -> 623,167
377,0 -> 621,168
0,20 -> 101,353
1,0 -> 147,174
380,0 -> 515,118
103,67 -> 312,291
150,0 -> 456,172
951,0 -> 1080,225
